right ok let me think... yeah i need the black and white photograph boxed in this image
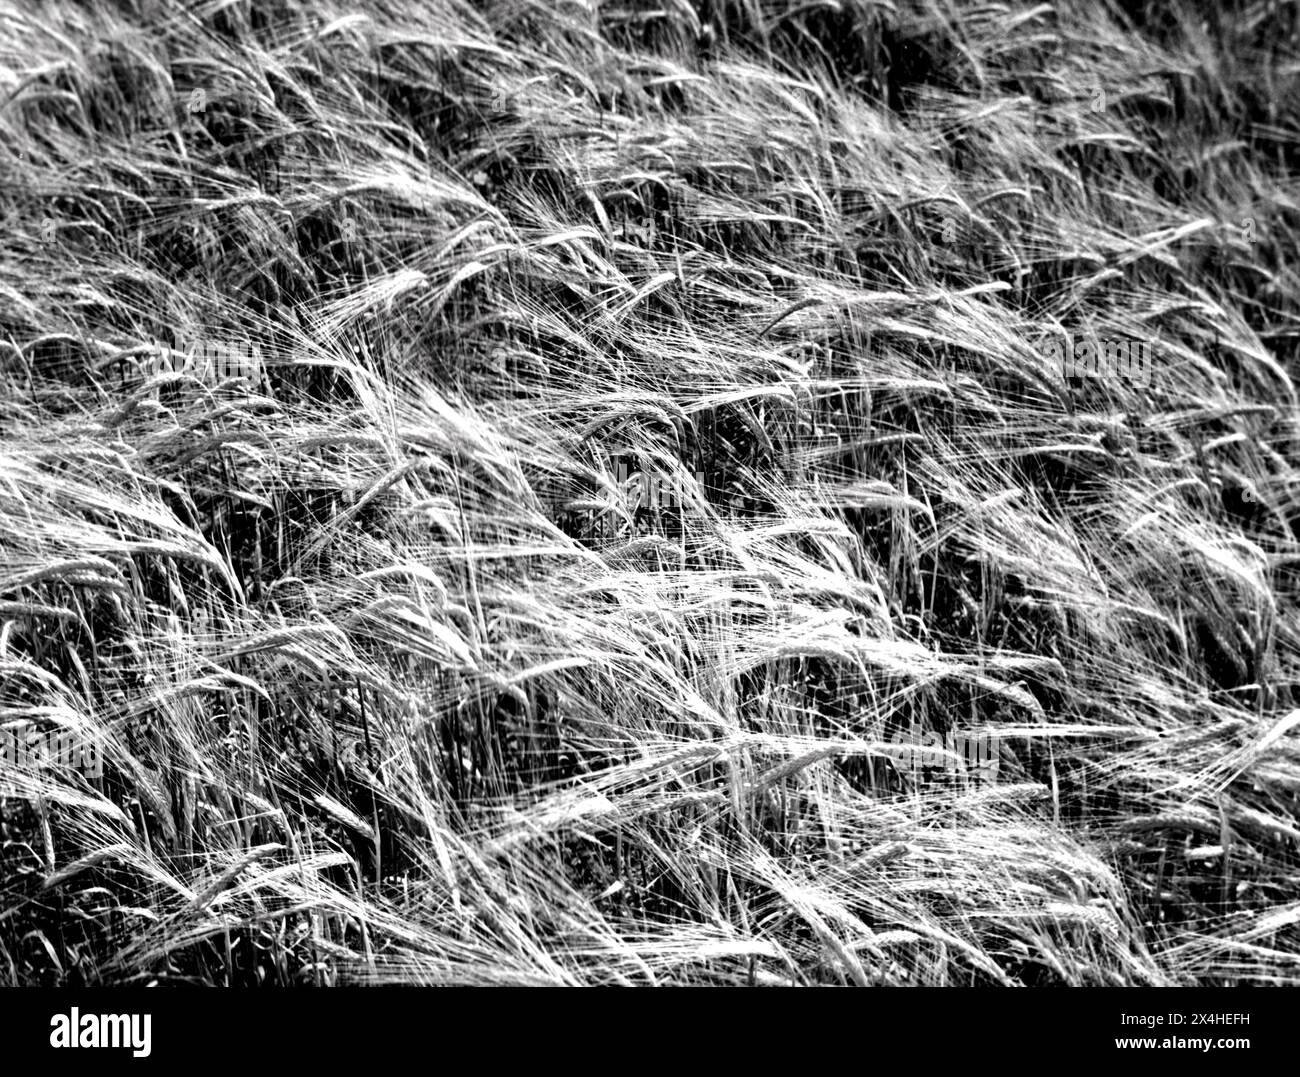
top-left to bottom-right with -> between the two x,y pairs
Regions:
0,0 -> 1296,1057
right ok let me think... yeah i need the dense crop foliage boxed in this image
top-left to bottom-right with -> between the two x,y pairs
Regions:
2,0 -> 1299,985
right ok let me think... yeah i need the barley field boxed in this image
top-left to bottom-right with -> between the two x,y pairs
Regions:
2,0 -> 1299,986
